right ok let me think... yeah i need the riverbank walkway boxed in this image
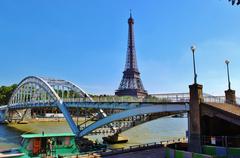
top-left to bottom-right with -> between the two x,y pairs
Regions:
102,148 -> 163,158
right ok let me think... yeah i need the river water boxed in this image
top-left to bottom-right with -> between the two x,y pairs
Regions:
0,117 -> 187,150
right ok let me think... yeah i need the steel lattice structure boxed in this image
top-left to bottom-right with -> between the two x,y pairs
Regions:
8,76 -> 92,106
1,76 -> 191,138
115,14 -> 148,97
7,76 -> 96,135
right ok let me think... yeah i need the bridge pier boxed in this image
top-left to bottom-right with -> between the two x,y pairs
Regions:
0,110 -> 5,123
188,83 -> 203,153
0,109 -> 8,124
225,89 -> 236,104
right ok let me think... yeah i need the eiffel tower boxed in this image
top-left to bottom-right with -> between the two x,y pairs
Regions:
115,13 -> 148,97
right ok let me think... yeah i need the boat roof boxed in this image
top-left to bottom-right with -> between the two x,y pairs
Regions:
21,133 -> 75,139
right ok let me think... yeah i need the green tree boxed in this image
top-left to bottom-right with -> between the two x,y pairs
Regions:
228,0 -> 240,5
0,84 -> 17,105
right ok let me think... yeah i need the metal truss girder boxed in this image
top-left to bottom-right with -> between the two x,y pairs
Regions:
6,76 -> 112,137
78,104 -> 189,137
6,76 -> 93,136
42,77 -> 92,99
114,111 -> 183,135
8,76 -> 60,105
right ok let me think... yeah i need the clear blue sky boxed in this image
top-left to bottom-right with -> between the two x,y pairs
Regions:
0,0 -> 240,96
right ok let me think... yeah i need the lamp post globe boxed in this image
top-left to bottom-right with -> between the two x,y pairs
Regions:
225,60 -> 230,65
191,45 -> 196,53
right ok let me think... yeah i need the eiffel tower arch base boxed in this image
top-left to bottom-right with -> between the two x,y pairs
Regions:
115,89 -> 147,97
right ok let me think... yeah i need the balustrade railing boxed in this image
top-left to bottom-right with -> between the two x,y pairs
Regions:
203,96 -> 226,103
98,137 -> 187,156
152,93 -> 190,103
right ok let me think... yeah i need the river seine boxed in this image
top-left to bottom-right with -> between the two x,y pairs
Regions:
0,117 -> 187,150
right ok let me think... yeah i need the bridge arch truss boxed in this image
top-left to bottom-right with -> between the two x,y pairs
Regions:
9,76 -> 92,106
5,76 -> 190,139
79,104 -> 189,137
7,76 -> 93,135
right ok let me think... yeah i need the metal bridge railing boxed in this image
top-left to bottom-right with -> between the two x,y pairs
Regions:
98,137 -> 187,156
5,93 -> 240,109
63,98 -> 90,102
63,94 -> 191,103
204,96 -> 240,106
151,93 -> 190,103
150,93 -> 227,104
153,93 -> 240,106
203,96 -> 226,104
62,97 -> 177,103
51,95 -> 240,105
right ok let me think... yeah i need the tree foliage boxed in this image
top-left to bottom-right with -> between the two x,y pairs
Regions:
0,84 -> 17,105
228,0 -> 240,5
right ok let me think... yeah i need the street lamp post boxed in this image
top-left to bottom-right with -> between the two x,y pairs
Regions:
225,60 -> 231,90
189,45 -> 203,153
191,45 -> 197,84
